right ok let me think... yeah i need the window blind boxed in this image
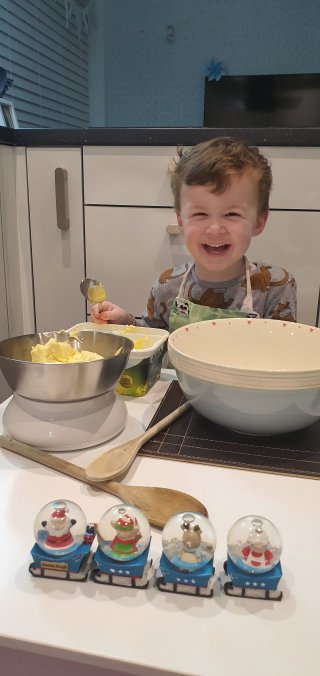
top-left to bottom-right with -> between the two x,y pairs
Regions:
0,0 -> 89,128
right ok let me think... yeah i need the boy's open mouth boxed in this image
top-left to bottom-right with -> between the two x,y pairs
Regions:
202,244 -> 230,254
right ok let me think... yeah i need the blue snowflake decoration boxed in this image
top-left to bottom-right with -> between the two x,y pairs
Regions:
205,58 -> 226,82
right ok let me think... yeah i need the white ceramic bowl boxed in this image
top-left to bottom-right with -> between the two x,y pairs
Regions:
168,319 -> 320,435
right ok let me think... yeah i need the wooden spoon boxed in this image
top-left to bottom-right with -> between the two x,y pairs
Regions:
85,401 -> 191,482
0,435 -> 207,529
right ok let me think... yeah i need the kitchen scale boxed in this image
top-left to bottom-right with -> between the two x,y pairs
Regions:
0,330 -> 133,452
2,390 -> 127,452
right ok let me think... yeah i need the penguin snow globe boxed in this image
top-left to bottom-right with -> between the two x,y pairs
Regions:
223,515 -> 283,601
30,499 -> 96,581
91,504 -> 152,588
157,511 -> 216,597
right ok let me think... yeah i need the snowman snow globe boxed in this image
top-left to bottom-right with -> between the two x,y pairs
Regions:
223,515 -> 283,600
156,511 -> 216,597
91,504 -> 152,588
30,499 -> 96,581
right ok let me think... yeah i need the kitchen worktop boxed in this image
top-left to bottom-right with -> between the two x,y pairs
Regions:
0,377 -> 319,676
1,126 -> 320,147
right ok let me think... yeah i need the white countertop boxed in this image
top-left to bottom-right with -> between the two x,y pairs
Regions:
0,377 -> 319,676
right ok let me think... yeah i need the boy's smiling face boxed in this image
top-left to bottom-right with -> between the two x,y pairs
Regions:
177,172 -> 267,282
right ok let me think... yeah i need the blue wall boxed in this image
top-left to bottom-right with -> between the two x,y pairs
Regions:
103,0 -> 320,127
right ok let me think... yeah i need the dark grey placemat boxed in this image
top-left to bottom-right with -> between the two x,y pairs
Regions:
140,380 -> 320,479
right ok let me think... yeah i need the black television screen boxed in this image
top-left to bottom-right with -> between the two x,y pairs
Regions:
204,74 -> 320,128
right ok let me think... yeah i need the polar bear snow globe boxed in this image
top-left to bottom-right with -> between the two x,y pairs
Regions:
227,514 -> 282,574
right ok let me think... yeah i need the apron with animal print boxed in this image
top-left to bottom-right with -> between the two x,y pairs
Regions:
169,258 -> 259,332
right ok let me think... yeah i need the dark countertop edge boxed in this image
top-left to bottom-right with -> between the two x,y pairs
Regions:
1,126 -> 320,147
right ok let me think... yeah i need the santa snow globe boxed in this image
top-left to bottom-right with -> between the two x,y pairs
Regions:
156,511 -> 216,597
91,504 -> 152,588
29,499 -> 96,581
223,515 -> 283,600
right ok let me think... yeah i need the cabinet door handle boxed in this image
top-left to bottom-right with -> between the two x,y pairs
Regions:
55,168 -> 70,230
166,224 -> 180,235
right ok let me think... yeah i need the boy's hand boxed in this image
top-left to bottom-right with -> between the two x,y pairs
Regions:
90,301 -> 131,325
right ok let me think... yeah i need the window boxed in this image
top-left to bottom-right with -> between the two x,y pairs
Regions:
0,0 -> 89,128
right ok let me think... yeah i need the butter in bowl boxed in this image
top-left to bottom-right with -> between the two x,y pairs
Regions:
69,323 -> 169,397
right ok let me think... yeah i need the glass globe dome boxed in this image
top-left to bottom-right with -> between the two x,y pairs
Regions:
34,499 -> 87,556
97,504 -> 151,561
162,511 -> 216,572
227,514 -> 282,574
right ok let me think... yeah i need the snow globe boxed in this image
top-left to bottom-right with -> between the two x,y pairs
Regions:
91,504 -> 153,588
29,499 -> 96,581
223,514 -> 283,600
156,511 -> 216,597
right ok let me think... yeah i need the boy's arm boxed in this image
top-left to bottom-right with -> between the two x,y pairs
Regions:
263,271 -> 297,322
133,313 -> 167,329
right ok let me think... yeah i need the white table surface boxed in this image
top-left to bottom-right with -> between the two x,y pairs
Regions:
0,376 -> 319,676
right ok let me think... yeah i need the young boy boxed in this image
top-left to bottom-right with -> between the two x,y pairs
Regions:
91,137 -> 297,330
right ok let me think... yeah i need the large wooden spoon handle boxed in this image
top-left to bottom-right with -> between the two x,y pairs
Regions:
0,436 -> 132,498
0,435 -> 208,528
141,400 -> 191,443
0,435 -> 95,483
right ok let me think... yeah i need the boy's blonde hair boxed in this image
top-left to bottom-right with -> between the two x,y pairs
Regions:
170,136 -> 272,214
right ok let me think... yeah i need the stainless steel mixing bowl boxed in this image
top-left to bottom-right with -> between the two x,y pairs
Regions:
0,330 -> 134,402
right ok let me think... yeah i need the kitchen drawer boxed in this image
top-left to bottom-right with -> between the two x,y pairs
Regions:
85,206 -> 190,316
84,145 -> 320,210
248,210 -> 320,326
261,147 -> 320,210
83,146 -> 176,206
86,207 -> 319,325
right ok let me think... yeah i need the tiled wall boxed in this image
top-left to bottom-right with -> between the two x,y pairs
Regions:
101,0 -> 320,126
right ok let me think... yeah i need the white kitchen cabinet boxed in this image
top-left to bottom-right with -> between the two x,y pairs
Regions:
83,146 -> 175,206
0,145 -> 34,339
0,144 -> 35,401
0,215 -> 8,334
19,145 -> 320,332
26,148 -> 86,332
261,147 -> 320,210
0,210 -> 10,402
84,146 -> 320,326
248,210 -> 320,326
85,207 -> 320,327
85,206 -> 190,316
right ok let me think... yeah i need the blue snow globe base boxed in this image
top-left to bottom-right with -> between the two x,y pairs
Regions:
156,553 -> 215,597
223,555 -> 283,600
29,540 -> 92,581
91,540 -> 152,588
